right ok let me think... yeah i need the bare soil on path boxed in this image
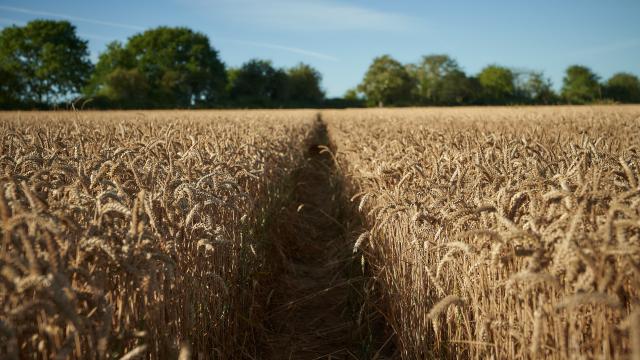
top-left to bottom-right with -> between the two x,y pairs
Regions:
264,119 -> 373,359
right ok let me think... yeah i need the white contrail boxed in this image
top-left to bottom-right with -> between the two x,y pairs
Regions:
0,16 -> 117,42
0,5 -> 144,30
219,38 -> 339,62
0,6 -> 339,62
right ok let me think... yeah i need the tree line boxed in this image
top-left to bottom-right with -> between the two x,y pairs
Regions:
1,20 -> 639,109
0,20 -> 329,109
352,55 -> 640,107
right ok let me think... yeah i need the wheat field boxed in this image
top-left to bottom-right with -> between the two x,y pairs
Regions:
324,106 -> 640,359
0,110 -> 316,359
1,106 -> 640,359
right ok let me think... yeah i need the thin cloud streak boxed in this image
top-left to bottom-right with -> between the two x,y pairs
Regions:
0,16 -> 121,42
0,8 -> 336,62
191,0 -> 418,32
0,5 -> 144,31
219,38 -> 339,62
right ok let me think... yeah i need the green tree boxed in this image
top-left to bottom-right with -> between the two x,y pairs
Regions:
0,19 -> 92,106
343,88 -> 361,102
0,67 -> 21,108
287,63 -> 324,106
439,70 -> 479,105
514,71 -> 557,104
99,68 -> 150,108
331,88 -> 364,108
478,65 -> 515,104
603,72 -> 640,103
358,55 -> 415,107
526,72 -> 556,104
85,27 -> 226,108
410,54 -> 461,105
561,65 -> 600,104
84,41 -> 133,98
228,59 -> 290,107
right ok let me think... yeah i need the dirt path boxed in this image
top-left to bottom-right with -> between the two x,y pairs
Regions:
264,119 -> 365,359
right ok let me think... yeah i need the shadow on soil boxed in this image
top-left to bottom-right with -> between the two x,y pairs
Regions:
262,115 -> 395,359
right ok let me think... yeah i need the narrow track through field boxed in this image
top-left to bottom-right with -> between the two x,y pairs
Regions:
264,119 -> 364,359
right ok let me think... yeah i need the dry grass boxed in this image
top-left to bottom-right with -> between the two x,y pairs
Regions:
0,110 -> 315,359
324,105 -> 640,359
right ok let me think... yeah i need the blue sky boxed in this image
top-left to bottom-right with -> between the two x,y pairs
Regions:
1,0 -> 639,97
